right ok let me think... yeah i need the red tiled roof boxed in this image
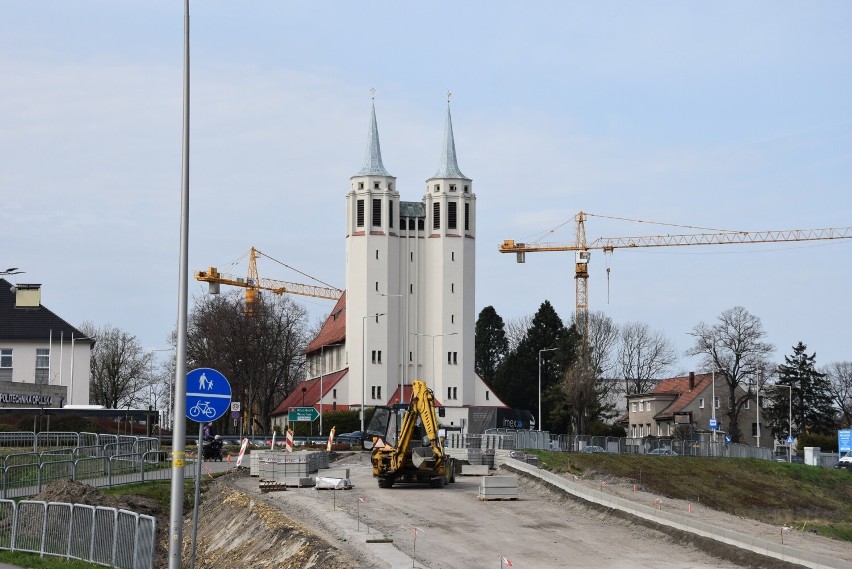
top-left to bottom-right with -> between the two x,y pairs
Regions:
305,292 -> 346,354
270,368 -> 348,416
651,373 -> 714,418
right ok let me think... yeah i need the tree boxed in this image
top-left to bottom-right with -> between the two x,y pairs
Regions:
492,301 -> 574,431
572,311 -> 619,378
80,322 -> 151,409
504,314 -> 533,352
617,322 -> 676,396
687,306 -> 774,443
186,291 -> 310,434
824,361 -> 852,429
767,343 -> 836,437
474,306 -> 509,387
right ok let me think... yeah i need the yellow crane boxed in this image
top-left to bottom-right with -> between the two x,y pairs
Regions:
500,211 -> 852,365
195,247 -> 342,314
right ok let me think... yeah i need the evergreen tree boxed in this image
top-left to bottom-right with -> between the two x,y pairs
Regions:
768,342 -> 836,437
474,306 -> 509,387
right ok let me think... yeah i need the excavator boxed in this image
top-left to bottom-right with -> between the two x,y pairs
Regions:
368,380 -> 456,488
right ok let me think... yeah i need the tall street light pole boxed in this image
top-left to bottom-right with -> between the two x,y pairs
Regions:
362,313 -> 386,432
538,348 -> 557,432
778,384 -> 796,462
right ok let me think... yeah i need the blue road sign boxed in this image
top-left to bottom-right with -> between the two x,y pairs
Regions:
709,418 -> 719,430
839,430 -> 852,454
786,435 -> 794,444
724,435 -> 732,444
186,368 -> 232,423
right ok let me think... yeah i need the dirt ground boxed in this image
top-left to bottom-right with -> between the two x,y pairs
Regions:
34,453 -> 852,569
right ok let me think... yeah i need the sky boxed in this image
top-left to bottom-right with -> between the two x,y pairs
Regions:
2,1 -> 850,376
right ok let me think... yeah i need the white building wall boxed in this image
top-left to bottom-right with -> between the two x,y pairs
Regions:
4,339 -> 91,405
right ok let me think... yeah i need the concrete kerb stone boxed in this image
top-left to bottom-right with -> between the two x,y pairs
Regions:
502,457 -> 852,569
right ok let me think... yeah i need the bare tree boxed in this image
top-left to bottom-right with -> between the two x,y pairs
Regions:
824,361 -> 852,428
687,306 -> 774,443
186,291 -> 309,434
505,314 -> 533,352
617,322 -> 677,396
80,322 -> 152,408
569,310 -> 619,377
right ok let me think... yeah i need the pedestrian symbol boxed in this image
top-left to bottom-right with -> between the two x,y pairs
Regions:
186,368 -> 232,423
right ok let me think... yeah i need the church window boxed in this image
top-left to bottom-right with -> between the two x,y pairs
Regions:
464,203 -> 470,231
375,282 -> 379,291
372,199 -> 381,227
448,352 -> 452,364
451,252 -> 455,261
410,252 -> 414,262
451,283 -> 454,293
358,182 -> 364,190
418,218 -> 424,231
388,183 -> 393,190
453,352 -> 458,365
451,314 -> 454,323
448,202 -> 457,230
464,185 -> 469,193
409,352 -> 413,362
408,219 -> 415,230
374,182 -> 380,189
389,201 -> 394,228
434,184 -> 440,192
433,203 -> 440,230
450,184 -> 457,192
410,284 -> 413,293
376,250 -> 379,260
356,200 -> 364,227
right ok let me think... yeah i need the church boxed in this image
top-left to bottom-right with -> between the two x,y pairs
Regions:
271,100 -> 507,433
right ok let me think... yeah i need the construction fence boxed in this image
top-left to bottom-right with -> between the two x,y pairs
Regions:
0,498 -> 155,569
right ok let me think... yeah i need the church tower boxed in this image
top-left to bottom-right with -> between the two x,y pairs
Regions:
343,97 -> 481,428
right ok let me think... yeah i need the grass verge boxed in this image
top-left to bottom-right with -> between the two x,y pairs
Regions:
529,450 -> 852,540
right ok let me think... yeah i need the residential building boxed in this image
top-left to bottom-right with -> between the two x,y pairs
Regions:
0,278 -> 92,407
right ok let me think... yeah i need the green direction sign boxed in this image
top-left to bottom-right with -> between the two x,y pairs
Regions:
288,407 -> 319,422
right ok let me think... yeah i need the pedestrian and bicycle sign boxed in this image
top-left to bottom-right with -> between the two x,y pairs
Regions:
185,368 -> 232,422
288,407 -> 319,421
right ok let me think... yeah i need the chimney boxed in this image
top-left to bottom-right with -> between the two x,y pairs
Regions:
689,372 -> 695,390
15,284 -> 42,308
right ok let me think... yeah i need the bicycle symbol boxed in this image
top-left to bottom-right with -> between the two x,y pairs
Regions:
189,401 -> 217,419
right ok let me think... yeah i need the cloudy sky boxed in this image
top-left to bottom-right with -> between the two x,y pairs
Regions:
2,2 -> 850,375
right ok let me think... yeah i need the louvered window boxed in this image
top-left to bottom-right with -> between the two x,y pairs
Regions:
356,200 -> 364,227
433,203 -> 440,230
372,199 -> 381,227
464,203 -> 470,231
389,201 -> 394,229
448,202 -> 457,230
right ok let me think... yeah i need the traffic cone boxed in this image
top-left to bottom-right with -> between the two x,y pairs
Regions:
227,453 -> 232,462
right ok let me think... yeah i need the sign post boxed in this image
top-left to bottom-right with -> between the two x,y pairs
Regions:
185,368 -> 231,569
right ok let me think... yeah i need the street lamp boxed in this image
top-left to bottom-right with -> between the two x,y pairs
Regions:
318,342 -> 344,437
538,348 -> 557,432
362,313 -> 386,432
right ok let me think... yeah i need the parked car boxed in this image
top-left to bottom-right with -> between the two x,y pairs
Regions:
832,461 -> 852,470
580,445 -> 607,453
336,431 -> 365,444
648,448 -> 678,456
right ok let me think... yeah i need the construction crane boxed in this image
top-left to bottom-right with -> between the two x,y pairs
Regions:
500,212 -> 852,365
195,247 -> 342,315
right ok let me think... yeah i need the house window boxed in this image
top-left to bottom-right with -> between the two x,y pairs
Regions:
752,423 -> 759,437
744,399 -> 751,410
646,402 -> 652,412
372,199 -> 381,227
638,425 -> 643,437
715,397 -> 720,409
465,203 -> 470,230
448,202 -> 457,230
639,401 -> 644,412
332,389 -> 337,398
389,201 -> 394,229
35,348 -> 49,384
356,199 -> 365,227
433,203 -> 440,229
631,425 -> 636,438
698,398 -> 705,409
631,402 -> 637,412
0,349 -> 11,368
657,424 -> 662,436
485,391 -> 490,401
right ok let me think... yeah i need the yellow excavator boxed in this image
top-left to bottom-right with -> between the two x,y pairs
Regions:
368,380 -> 456,488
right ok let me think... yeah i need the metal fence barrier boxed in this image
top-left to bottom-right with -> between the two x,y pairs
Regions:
0,498 -> 155,569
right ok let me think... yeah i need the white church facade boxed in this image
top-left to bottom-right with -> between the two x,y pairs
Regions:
271,101 -> 506,433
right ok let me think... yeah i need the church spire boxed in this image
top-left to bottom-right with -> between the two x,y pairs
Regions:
430,94 -> 466,180
354,93 -> 391,177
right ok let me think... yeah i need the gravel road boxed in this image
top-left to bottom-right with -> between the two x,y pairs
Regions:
231,452 -> 831,569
